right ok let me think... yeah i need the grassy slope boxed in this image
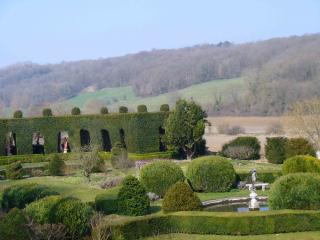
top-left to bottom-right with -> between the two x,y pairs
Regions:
143,232 -> 320,240
63,78 -> 244,111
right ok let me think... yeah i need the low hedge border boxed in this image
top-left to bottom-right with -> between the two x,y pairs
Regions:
108,210 -> 320,240
236,170 -> 282,183
0,151 -> 175,166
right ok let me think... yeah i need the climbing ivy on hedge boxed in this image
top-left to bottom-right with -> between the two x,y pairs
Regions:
0,112 -> 168,155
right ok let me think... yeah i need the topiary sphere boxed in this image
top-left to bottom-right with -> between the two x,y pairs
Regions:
51,198 -> 93,239
117,175 -> 150,216
71,107 -> 81,115
137,105 -> 148,113
13,110 -> 23,118
269,173 -> 320,210
140,161 -> 185,197
160,104 -> 170,112
0,208 -> 32,240
119,106 -> 128,113
42,108 -> 53,117
186,156 -> 236,192
100,107 -> 109,114
25,195 -> 62,224
282,155 -> 320,175
162,181 -> 202,213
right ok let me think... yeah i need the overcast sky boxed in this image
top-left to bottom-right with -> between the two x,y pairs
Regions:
0,0 -> 319,68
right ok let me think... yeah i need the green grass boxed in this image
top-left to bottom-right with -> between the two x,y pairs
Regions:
62,78 -> 244,111
143,232 -> 320,240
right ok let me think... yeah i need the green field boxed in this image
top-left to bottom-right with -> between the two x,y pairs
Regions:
143,232 -> 320,240
62,77 -> 244,112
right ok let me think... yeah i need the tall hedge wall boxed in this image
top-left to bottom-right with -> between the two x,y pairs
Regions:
109,210 -> 320,240
0,112 -> 168,156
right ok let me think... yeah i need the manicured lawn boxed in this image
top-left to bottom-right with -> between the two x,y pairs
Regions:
143,232 -> 320,240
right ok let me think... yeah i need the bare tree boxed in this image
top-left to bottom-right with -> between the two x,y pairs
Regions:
288,98 -> 320,154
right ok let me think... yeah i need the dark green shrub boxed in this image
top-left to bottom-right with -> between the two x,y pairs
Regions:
119,106 -> 128,113
1,184 -> 59,211
140,161 -> 185,197
51,198 -> 93,239
25,195 -> 62,224
269,173 -> 320,210
221,136 -> 260,160
160,104 -> 170,112
285,137 -> 316,158
6,161 -> 24,179
118,176 -> 150,216
71,107 -> 81,115
42,108 -> 53,117
137,105 -> 148,113
162,182 -> 202,213
0,208 -> 32,240
282,155 -> 320,175
100,107 -> 109,114
48,154 -> 65,176
13,110 -> 23,118
186,156 -> 236,192
265,137 -> 287,164
95,194 -> 118,214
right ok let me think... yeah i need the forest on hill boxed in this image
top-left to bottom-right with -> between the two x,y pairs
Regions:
0,34 -> 320,116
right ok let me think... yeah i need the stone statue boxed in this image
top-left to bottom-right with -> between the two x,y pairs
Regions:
251,169 -> 257,190
249,169 -> 260,211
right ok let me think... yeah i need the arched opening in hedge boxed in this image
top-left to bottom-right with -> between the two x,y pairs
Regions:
58,131 -> 71,153
80,129 -> 91,149
159,126 -> 166,152
119,128 -> 126,148
32,132 -> 45,154
5,132 -> 17,155
101,129 -> 112,152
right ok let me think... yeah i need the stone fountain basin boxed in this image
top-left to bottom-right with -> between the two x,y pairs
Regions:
203,196 -> 269,212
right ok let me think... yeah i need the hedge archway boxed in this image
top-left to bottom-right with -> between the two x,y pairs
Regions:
101,129 -> 112,152
80,129 -> 90,149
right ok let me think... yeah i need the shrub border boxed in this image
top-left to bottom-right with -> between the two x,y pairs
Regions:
108,210 -> 320,239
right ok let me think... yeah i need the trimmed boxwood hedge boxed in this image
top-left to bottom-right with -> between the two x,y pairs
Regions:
0,112 -> 168,156
108,211 -> 320,239
221,136 -> 260,160
265,137 -> 287,164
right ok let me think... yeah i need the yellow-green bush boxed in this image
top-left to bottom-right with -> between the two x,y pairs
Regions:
140,161 -> 184,197
186,156 -> 236,192
282,155 -> 320,175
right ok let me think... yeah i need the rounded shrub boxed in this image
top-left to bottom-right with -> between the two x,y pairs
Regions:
162,181 -> 202,213
100,106 -> 109,114
285,137 -> 316,158
6,161 -> 23,179
119,106 -> 128,113
25,195 -> 62,224
48,154 -> 65,176
95,193 -> 118,215
160,104 -> 170,112
269,173 -> 320,210
51,198 -> 94,239
0,208 -> 32,240
42,108 -> 53,117
186,156 -> 236,192
1,184 -> 59,211
13,110 -> 23,118
221,136 -> 260,160
265,137 -> 287,164
71,107 -> 81,115
140,161 -> 185,197
282,155 -> 320,175
118,176 -> 150,216
137,105 -> 148,113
